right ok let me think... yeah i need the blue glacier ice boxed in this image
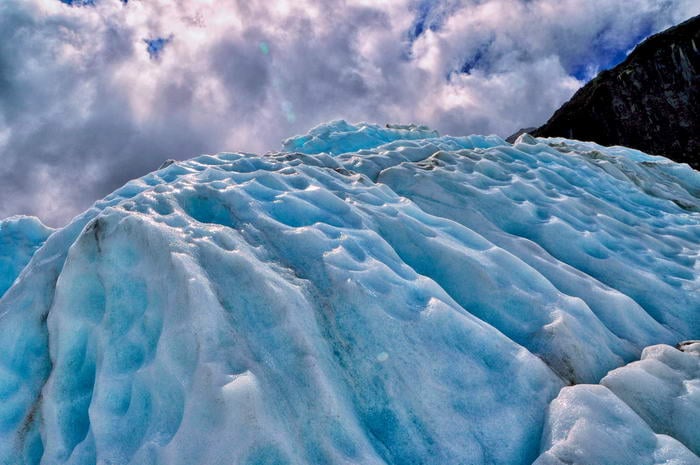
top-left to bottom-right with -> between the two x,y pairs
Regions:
0,216 -> 53,298
0,121 -> 698,465
534,383 -> 699,465
601,343 -> 700,456
535,343 -> 700,465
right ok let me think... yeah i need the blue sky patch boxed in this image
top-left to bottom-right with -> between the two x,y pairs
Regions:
58,0 -> 129,5
144,35 -> 173,60
411,1 -> 439,40
569,21 -> 655,80
58,0 -> 96,6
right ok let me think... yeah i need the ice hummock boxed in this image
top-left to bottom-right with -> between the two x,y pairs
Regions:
0,122 -> 698,465
535,344 -> 700,465
601,344 -> 700,456
534,384 -> 699,465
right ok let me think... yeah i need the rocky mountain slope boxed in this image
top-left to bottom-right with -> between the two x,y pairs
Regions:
533,15 -> 700,169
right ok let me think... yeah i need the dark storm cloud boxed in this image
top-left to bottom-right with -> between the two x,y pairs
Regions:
0,0 -> 698,226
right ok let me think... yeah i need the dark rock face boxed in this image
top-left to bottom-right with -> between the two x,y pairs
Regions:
534,15 -> 700,169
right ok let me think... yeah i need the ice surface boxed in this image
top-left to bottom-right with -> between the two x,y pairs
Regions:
373,133 -> 699,382
678,340 -> 700,355
0,121 -> 698,464
535,343 -> 700,464
0,216 -> 53,298
601,344 -> 700,455
534,383 -> 700,465
282,120 -> 440,156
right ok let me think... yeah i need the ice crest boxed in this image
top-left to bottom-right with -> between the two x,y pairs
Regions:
282,120 -> 440,155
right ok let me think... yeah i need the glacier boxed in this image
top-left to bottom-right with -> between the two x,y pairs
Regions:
0,120 -> 698,465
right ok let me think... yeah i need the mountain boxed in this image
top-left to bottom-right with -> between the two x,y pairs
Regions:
0,121 -> 698,465
533,15 -> 700,169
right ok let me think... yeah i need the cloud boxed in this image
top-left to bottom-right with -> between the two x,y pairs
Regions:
0,0 -> 698,225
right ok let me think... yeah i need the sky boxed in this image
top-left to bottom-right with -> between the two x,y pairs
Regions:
1,0 -> 698,226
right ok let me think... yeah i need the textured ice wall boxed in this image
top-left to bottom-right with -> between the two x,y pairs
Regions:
0,121 -> 698,465
292,123 -> 700,383
0,216 -> 53,298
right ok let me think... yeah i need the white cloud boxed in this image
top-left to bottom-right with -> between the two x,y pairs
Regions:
0,0 -> 698,225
